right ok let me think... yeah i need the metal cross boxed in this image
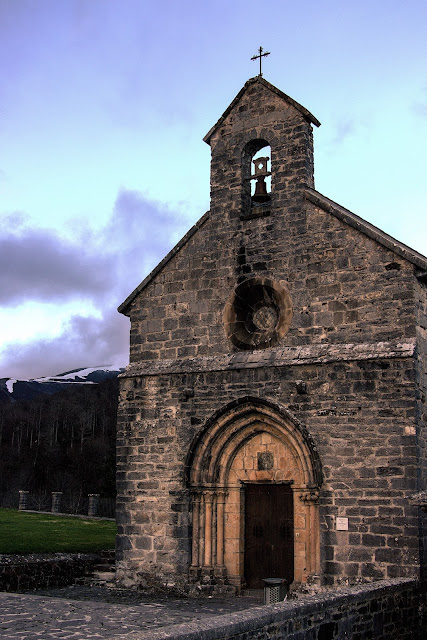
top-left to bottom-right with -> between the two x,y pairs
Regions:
251,46 -> 270,77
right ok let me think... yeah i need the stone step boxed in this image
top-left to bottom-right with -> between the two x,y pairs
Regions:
240,588 -> 263,598
92,571 -> 116,581
75,551 -> 116,587
93,563 -> 115,571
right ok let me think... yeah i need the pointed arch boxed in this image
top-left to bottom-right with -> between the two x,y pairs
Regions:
187,397 -> 323,590
186,396 -> 322,488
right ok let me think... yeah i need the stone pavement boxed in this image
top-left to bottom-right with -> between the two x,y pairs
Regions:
0,585 -> 264,640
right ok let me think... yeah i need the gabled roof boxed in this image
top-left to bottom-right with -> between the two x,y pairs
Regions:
117,77 -> 426,318
118,211 -> 210,316
305,189 -> 427,272
203,76 -> 321,145
118,191 -> 427,317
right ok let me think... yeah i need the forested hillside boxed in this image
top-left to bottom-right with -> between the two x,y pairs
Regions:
0,378 -> 118,515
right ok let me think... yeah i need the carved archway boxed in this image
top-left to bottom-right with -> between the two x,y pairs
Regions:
186,397 -> 322,590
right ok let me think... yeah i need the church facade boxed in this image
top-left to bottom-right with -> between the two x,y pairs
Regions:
116,76 -> 427,593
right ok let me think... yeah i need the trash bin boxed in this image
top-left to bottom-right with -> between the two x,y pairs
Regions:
263,578 -> 287,604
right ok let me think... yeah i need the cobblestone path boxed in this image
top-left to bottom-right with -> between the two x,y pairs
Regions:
0,586 -> 263,639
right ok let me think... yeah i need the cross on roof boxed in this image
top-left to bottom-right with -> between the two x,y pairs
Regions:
251,46 -> 270,77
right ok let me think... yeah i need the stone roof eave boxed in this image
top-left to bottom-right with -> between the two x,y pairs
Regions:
305,189 -> 427,272
117,211 -> 210,316
203,76 -> 321,146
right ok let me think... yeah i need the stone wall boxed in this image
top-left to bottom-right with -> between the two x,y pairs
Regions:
0,553 -> 100,592
117,350 -> 421,588
125,200 -> 418,365
118,579 -> 426,640
415,277 -> 427,576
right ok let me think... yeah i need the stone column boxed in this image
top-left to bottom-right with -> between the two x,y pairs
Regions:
203,492 -> 214,567
51,492 -> 63,513
191,491 -> 202,567
299,488 -> 320,578
215,490 -> 227,567
18,490 -> 29,510
88,493 -> 100,517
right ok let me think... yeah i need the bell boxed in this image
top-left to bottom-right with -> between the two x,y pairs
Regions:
253,156 -> 269,177
252,177 -> 270,203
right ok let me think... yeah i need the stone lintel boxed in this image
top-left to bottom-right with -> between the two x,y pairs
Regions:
120,339 -> 416,379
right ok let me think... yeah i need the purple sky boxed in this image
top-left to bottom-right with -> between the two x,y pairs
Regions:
1,1 -> 426,378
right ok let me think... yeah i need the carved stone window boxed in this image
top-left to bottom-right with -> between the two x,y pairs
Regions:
224,277 -> 292,350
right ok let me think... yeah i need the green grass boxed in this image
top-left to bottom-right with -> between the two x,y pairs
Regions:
0,509 -> 117,554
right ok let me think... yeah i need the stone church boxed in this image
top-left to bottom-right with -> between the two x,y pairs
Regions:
116,75 -> 427,593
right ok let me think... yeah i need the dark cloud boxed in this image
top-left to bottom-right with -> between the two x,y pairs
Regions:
105,188 -> 186,280
0,190 -> 188,378
0,225 -> 113,305
100,188 -> 187,306
1,310 -> 130,380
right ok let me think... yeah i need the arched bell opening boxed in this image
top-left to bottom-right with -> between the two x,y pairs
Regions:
186,397 -> 322,591
251,147 -> 271,202
242,139 -> 272,215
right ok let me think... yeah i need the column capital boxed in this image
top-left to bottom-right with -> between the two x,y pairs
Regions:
299,489 -> 320,504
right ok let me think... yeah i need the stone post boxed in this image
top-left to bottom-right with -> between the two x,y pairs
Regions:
191,491 -> 202,567
18,490 -> 29,510
88,493 -> 100,517
51,492 -> 63,513
203,491 -> 214,567
215,490 -> 227,567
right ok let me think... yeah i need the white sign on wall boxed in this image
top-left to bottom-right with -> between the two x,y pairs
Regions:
336,517 -> 349,531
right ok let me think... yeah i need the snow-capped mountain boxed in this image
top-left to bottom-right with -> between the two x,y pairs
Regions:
0,365 -> 125,402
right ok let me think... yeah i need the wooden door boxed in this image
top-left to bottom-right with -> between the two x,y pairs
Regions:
244,484 -> 294,588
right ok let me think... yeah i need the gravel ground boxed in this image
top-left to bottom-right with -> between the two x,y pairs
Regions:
20,583 -> 263,610
1,585 -> 264,640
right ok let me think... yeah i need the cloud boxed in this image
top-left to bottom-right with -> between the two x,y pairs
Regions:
411,85 -> 427,119
105,189 -> 187,298
412,101 -> 427,118
329,119 -> 356,146
0,189 -> 187,378
0,223 -> 113,306
0,309 -> 130,379
0,189 -> 184,309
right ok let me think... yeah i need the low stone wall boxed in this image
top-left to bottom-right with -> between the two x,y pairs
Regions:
0,553 -> 101,591
126,579 -> 426,640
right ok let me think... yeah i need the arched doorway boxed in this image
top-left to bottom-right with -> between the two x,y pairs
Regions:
186,397 -> 322,590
